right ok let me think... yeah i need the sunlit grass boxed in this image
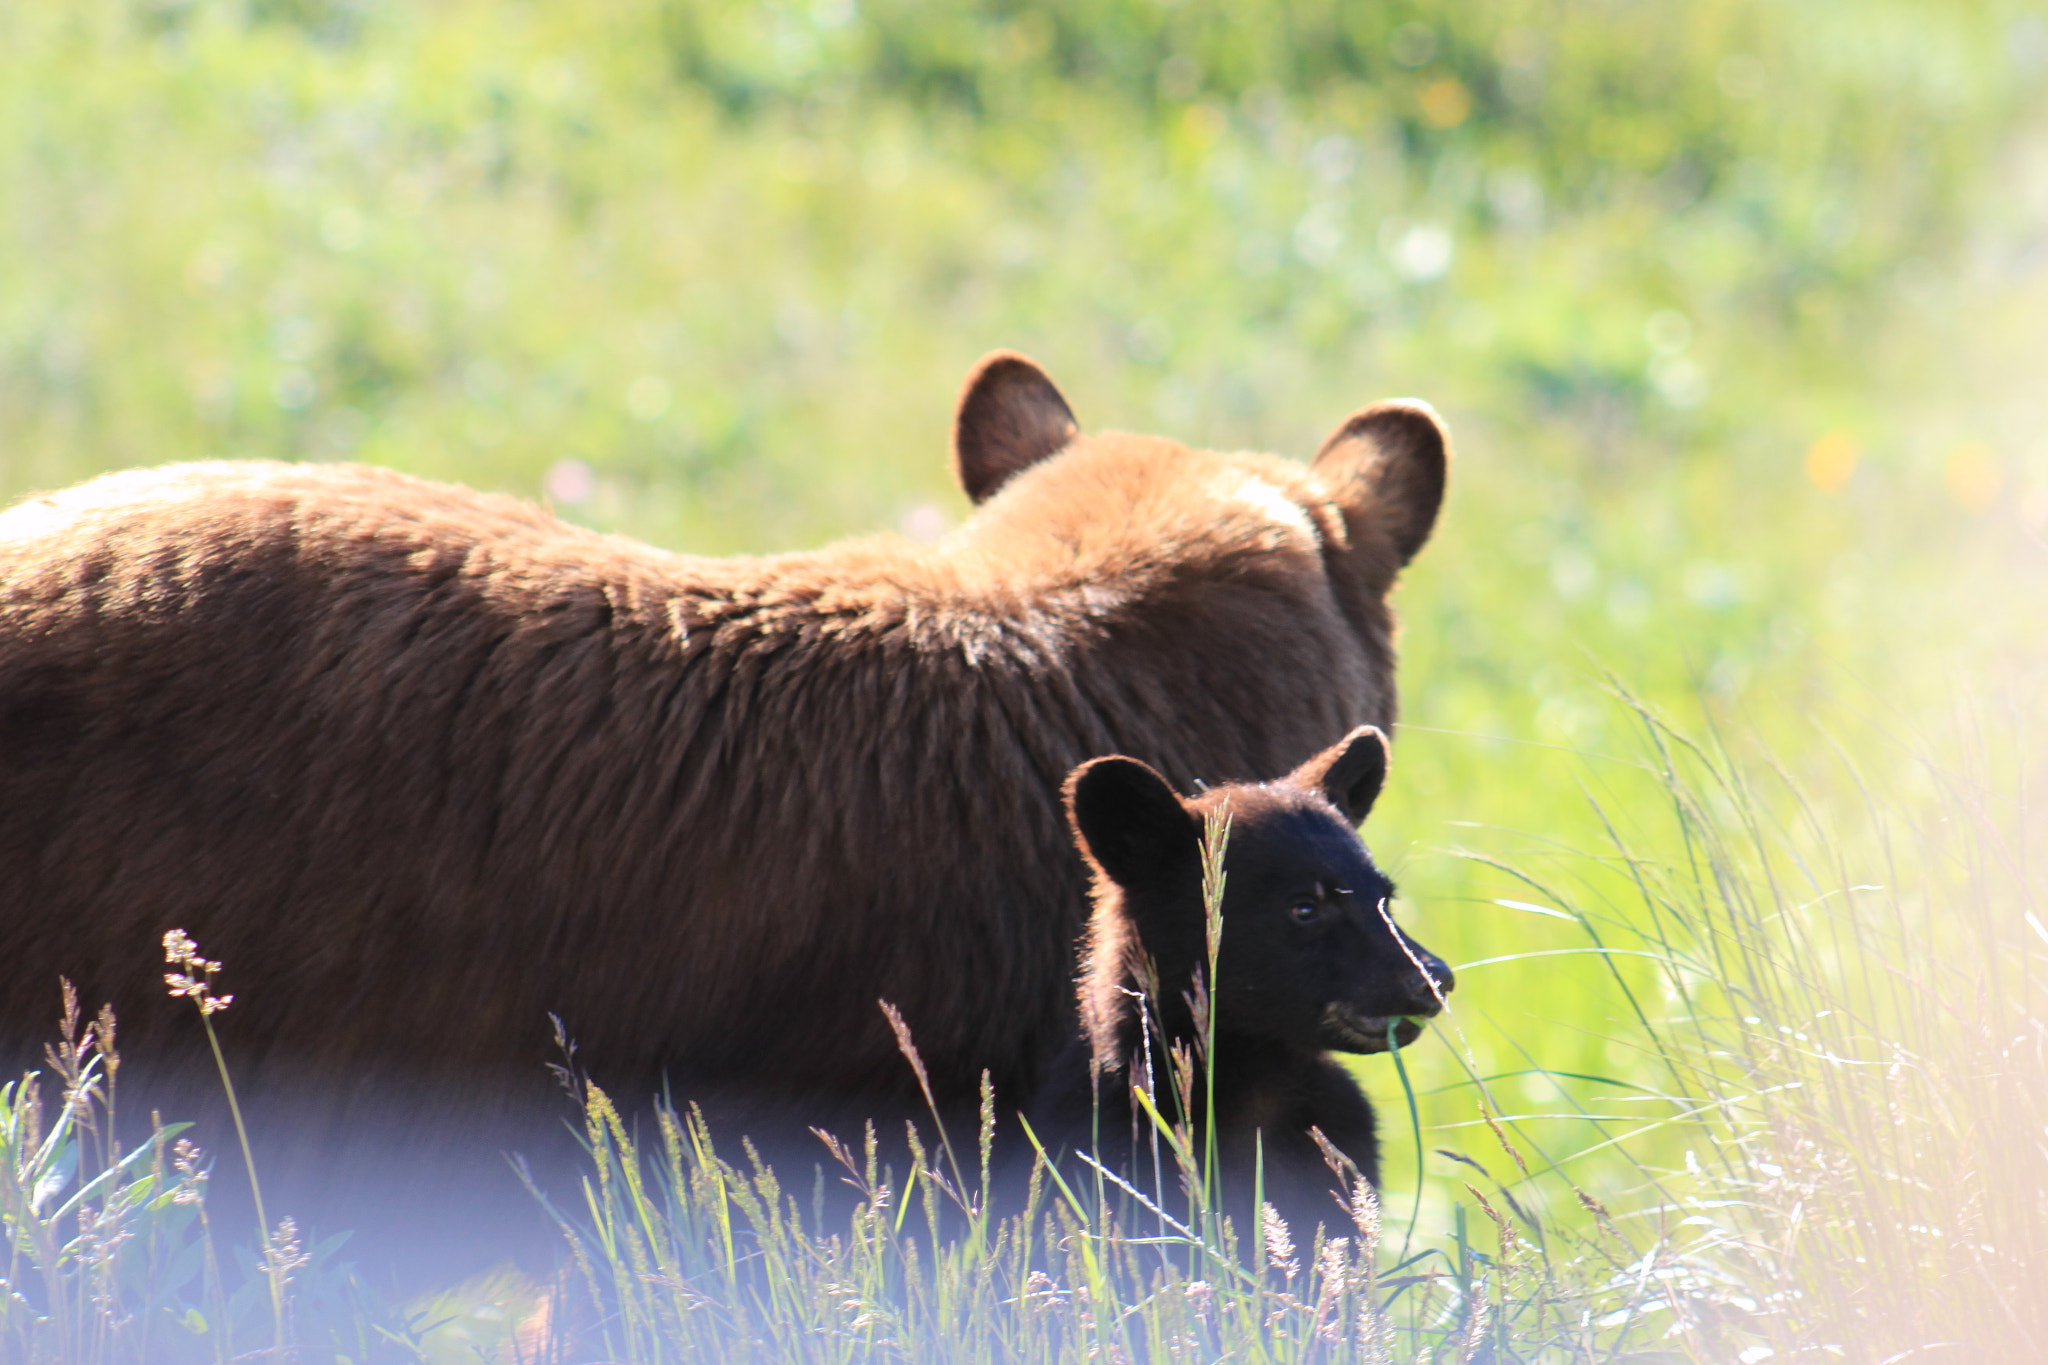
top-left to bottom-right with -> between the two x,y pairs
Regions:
9,697 -> 2038,1361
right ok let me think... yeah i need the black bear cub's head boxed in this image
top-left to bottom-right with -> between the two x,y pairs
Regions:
1066,726 -> 1453,1056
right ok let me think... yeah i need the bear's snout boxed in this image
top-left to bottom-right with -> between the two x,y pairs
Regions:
1403,942 -> 1455,1013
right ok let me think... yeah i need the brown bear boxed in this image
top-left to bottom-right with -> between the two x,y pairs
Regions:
1030,726 -> 1453,1237
0,352 -> 1446,1263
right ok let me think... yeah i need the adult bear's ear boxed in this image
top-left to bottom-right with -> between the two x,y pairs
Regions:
1290,726 -> 1390,824
1312,400 -> 1449,575
953,351 -> 1080,503
1065,756 -> 1198,890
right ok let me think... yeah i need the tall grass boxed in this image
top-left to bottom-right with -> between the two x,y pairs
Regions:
0,989 -> 202,1365
525,714 -> 2048,1362
1398,689 -> 2045,1362
0,970 -> 468,1363
4,699 -> 2042,1361
1577,695 -> 2047,1359
537,811 -> 1660,1365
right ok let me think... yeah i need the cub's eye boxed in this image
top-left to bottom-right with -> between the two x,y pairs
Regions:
1290,901 -> 1320,923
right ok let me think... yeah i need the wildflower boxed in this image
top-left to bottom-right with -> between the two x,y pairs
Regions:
262,1216 -> 311,1289
170,1137 -> 210,1206
163,929 -> 232,1014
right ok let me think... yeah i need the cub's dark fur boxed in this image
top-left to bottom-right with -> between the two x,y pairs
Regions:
1032,727 -> 1453,1235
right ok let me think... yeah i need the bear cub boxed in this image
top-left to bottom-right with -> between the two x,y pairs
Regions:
1030,726 -> 1453,1236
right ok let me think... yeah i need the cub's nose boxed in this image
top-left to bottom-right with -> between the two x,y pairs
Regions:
1402,943 -> 1454,1016
1421,948 -> 1454,995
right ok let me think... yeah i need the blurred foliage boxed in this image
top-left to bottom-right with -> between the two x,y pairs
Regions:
2,0 -> 2046,1251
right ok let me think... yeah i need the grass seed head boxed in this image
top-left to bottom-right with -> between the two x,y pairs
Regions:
1262,1202 -> 1298,1280
162,929 -> 232,1014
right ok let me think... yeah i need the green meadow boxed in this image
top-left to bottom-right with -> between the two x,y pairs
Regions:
3,0 -> 2045,1360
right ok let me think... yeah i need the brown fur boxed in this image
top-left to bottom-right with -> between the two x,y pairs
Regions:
0,353 -> 1446,1167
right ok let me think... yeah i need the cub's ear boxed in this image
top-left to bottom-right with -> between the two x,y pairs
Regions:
1312,400 -> 1449,572
953,351 -> 1080,503
1065,756 -> 1198,890
1290,726 -> 1390,824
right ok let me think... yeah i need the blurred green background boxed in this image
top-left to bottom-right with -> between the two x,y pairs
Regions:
4,0 -> 2044,1225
